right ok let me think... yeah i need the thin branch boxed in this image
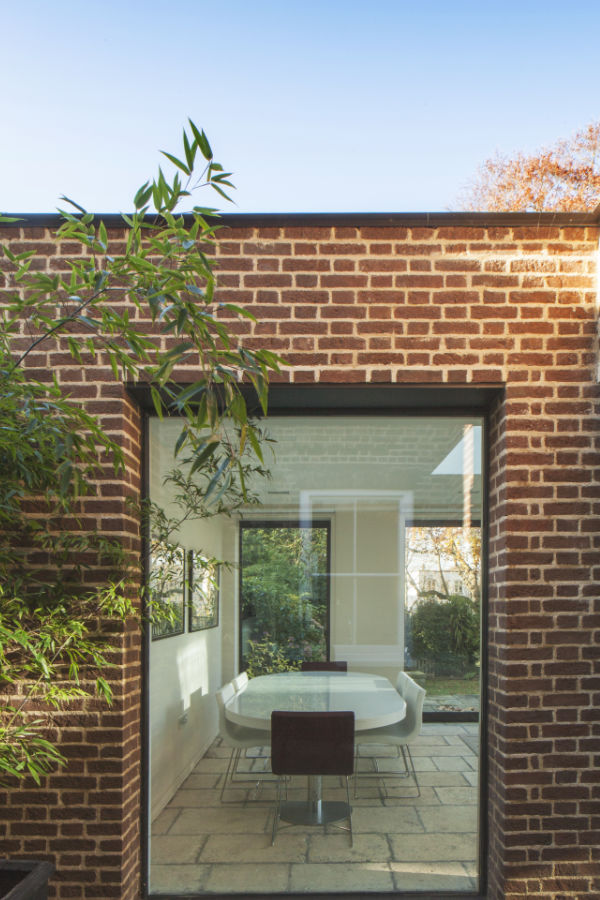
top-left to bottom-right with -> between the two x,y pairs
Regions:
8,288 -> 109,374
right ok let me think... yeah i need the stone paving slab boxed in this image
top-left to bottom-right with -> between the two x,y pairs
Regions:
417,770 -> 472,786
432,754 -> 476,771
151,864 -> 210,894
463,770 -> 479,786
409,733 -> 468,745
388,831 -> 477,862
181,772 -> 220,790
434,785 -> 478,805
352,806 -> 424,834
412,744 -> 476,757
289,862 -> 395,893
391,860 -> 476,892
151,806 -> 180,835
201,832 -> 307,863
170,805 -> 271,835
204,863 -> 289,894
151,834 -> 206,865
418,805 -> 478,833
192,757 -> 230,773
169,788 -> 251,807
307,833 -> 390,863
355,785 -> 440,806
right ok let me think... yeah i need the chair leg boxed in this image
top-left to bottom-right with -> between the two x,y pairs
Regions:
354,746 -> 359,798
221,747 -> 266,802
399,745 -> 411,777
404,745 -> 420,797
220,747 -> 242,803
354,745 -> 376,797
354,744 -> 385,800
345,776 -> 353,846
354,744 -> 420,799
220,747 -> 237,802
271,778 -> 282,845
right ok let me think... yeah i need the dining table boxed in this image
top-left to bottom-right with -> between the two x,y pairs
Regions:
225,669 -> 406,825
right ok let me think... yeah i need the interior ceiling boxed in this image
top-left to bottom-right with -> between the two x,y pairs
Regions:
150,417 -> 482,520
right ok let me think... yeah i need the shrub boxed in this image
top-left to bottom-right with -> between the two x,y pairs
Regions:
409,593 -> 479,676
245,638 -> 300,678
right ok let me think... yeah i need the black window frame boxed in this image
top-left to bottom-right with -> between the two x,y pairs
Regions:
136,382 -> 500,900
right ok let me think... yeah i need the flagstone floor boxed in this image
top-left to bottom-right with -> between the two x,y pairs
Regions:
150,722 -> 480,895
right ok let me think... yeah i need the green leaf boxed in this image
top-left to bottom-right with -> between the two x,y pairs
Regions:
229,391 -> 247,425
183,130 -> 195,170
95,221 -> 107,253
192,123 -> 213,161
209,183 -> 233,203
150,385 -> 164,418
160,151 -> 191,176
174,427 -> 188,457
173,381 -> 207,406
134,181 -> 151,208
58,195 -> 88,214
96,676 -> 113,703
221,303 -> 257,321
202,457 -> 230,500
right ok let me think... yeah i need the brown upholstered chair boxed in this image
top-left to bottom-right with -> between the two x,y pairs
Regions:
270,710 -> 354,844
300,660 -> 348,672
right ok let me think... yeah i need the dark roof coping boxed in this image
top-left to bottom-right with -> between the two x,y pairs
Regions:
2,210 -> 600,228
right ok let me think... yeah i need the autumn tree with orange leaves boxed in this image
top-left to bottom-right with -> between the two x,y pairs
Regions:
460,120 -> 600,212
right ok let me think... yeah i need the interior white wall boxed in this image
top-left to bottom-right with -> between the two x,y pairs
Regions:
149,622 -> 221,820
148,419 -> 228,821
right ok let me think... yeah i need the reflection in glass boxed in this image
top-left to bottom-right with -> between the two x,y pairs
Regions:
149,542 -> 185,639
188,551 -> 219,631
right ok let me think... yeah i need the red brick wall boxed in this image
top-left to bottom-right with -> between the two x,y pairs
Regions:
1,216 -> 599,899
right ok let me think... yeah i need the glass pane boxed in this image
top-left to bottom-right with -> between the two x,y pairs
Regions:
240,525 -> 329,673
148,415 -> 483,895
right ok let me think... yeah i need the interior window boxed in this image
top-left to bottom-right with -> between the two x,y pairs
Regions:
239,522 -> 330,672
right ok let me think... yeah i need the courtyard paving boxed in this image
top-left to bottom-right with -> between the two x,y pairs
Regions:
150,722 -> 480,895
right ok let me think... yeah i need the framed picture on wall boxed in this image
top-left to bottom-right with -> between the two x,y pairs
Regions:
188,551 -> 219,631
149,542 -> 186,640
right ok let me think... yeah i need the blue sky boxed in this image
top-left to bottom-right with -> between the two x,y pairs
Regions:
3,0 -> 600,213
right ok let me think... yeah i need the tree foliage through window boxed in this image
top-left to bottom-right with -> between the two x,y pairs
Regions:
240,524 -> 328,672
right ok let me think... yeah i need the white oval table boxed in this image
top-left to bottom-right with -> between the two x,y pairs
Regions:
226,670 -> 406,731
225,670 -> 406,826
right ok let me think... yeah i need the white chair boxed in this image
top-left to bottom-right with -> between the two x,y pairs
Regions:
215,682 -> 269,802
354,671 -> 426,797
232,671 -> 249,693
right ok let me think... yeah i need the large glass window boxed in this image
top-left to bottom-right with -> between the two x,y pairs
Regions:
148,413 -> 484,896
